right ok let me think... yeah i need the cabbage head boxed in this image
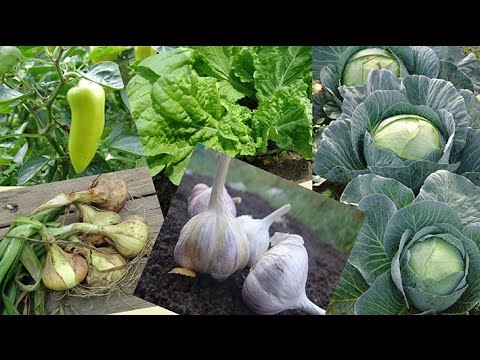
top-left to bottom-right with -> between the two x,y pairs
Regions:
313,46 -> 480,121
313,70 -> 480,192
327,170 -> 480,315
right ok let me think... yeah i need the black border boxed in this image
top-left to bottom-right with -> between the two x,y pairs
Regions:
1,314 -> 472,350
2,12 -> 480,45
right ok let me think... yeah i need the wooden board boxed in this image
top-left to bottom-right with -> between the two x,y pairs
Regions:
112,307 -> 177,315
299,180 -> 312,190
0,167 -> 168,315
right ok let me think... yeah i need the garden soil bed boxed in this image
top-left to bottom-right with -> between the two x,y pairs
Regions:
313,180 -> 346,201
136,173 -> 347,315
245,152 -> 312,184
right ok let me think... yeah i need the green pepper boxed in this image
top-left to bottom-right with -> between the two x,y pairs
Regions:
67,79 -> 105,174
134,46 -> 156,61
89,46 -> 117,64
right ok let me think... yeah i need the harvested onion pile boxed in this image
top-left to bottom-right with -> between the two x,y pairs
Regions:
0,173 -> 149,315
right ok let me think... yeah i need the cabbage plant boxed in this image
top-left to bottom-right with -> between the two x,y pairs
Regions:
327,170 -> 480,314
313,70 -> 480,192
313,46 -> 480,121
430,46 -> 480,93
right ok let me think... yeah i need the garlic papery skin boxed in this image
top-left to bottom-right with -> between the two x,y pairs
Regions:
188,183 -> 209,202
42,244 -> 88,291
174,154 -> 249,281
188,183 -> 237,217
242,233 -> 325,315
237,204 -> 291,267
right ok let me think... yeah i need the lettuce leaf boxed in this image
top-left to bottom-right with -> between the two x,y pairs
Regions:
127,46 -> 312,184
254,46 -> 312,101
130,66 -> 259,184
253,83 -> 312,159
192,46 -> 256,98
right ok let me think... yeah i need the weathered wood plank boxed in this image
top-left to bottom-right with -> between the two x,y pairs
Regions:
46,282 -> 157,315
112,306 -> 177,315
0,167 -> 156,228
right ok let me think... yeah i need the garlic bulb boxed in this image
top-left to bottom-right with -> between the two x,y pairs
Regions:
42,244 -> 88,291
242,233 -> 325,315
237,204 -> 291,267
174,153 -> 249,281
188,183 -> 237,217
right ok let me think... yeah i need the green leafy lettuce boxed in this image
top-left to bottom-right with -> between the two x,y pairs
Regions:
127,46 -> 312,184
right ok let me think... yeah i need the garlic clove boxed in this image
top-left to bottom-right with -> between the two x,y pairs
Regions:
237,204 -> 291,267
188,183 -> 209,202
42,244 -> 88,291
270,232 -> 303,246
242,233 -> 325,315
188,185 -> 237,217
237,215 -> 266,267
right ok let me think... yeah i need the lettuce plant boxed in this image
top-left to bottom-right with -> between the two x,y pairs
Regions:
126,46 -> 312,184
313,69 -> 480,192
328,170 -> 480,314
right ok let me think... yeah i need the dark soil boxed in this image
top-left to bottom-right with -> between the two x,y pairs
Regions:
244,151 -> 312,184
313,180 -> 346,201
153,174 -> 178,216
137,173 -> 347,315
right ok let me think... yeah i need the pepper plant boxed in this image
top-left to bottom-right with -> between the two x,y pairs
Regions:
0,46 -> 146,185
